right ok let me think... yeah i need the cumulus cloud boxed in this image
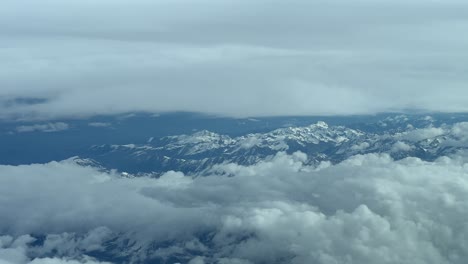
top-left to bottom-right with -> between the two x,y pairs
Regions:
397,126 -> 446,142
1,152 -> 468,263
15,122 -> 69,133
1,0 -> 468,119
391,141 -> 414,152
451,122 -> 468,141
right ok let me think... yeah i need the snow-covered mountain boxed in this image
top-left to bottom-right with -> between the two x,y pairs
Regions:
83,115 -> 468,175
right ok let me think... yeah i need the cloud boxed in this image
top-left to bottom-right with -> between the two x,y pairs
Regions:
87,122 -> 111,128
451,122 -> 468,140
15,122 -> 69,133
397,126 -> 446,142
1,152 -> 468,263
391,141 -> 414,152
0,234 -> 110,264
385,122 -> 468,152
351,142 -> 370,151
1,0 -> 468,119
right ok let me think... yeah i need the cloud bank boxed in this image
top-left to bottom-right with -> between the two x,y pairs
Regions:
1,0 -> 468,119
1,152 -> 468,263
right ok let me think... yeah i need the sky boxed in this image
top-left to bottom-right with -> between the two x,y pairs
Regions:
1,0 -> 468,119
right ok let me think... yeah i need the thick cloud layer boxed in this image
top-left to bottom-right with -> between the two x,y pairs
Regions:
1,0 -> 468,119
1,152 -> 468,263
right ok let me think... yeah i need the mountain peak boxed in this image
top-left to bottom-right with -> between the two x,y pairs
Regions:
315,121 -> 329,129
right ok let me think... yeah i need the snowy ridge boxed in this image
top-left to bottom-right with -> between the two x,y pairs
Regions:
161,121 -> 364,154
85,117 -> 468,175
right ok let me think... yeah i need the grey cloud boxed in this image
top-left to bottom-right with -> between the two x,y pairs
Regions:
15,122 -> 69,133
1,152 -> 468,263
0,0 -> 468,119
0,232 -> 111,264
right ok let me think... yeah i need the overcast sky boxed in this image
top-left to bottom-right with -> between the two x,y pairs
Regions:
1,0 -> 468,119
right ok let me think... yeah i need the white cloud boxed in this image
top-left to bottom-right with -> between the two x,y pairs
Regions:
351,142 -> 370,151
391,141 -> 414,152
1,152 -> 468,263
397,127 -> 446,142
15,122 -> 69,133
0,234 -> 109,264
1,0 -> 468,119
238,136 -> 262,149
87,122 -> 111,128
451,122 -> 468,140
